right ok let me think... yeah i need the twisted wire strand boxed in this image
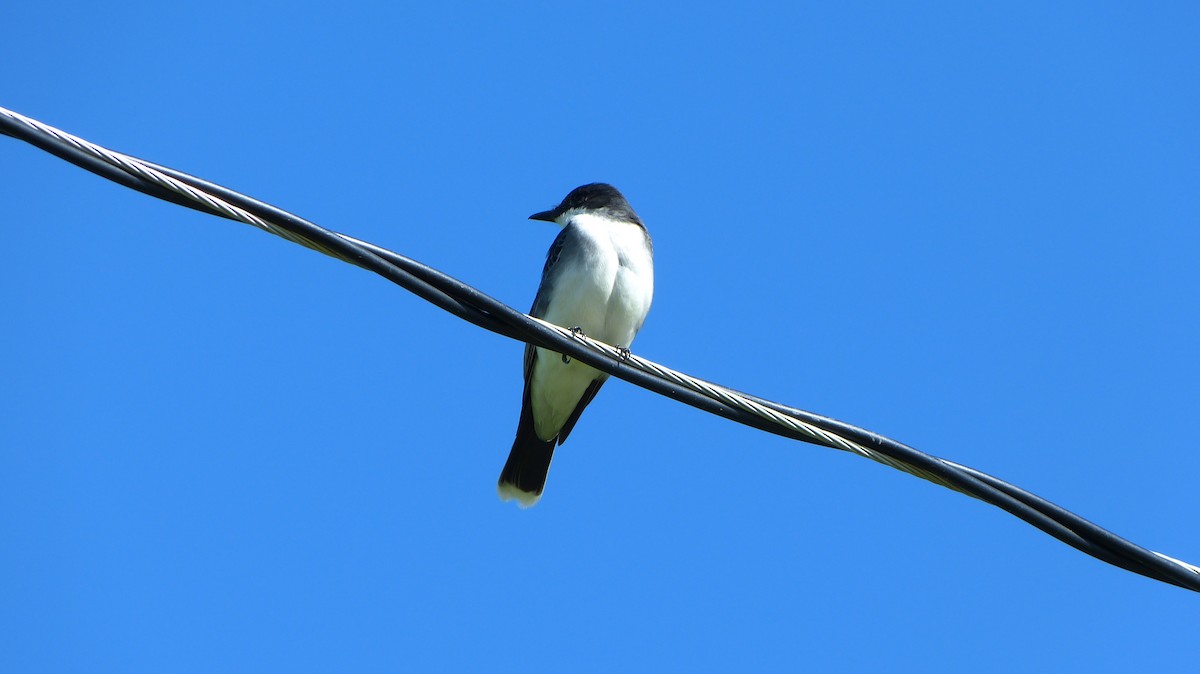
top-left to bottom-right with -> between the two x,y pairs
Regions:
531,317 -> 970,494
3,105 -> 1196,588
0,108 -> 348,261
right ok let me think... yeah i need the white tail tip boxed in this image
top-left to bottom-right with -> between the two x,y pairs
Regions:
497,482 -> 541,508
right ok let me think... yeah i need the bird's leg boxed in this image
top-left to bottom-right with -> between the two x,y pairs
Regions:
563,326 -> 586,364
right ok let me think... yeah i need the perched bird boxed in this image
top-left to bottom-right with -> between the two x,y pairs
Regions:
498,184 -> 654,506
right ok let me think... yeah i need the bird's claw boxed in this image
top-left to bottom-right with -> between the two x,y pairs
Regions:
616,346 -> 632,361
562,327 -> 585,364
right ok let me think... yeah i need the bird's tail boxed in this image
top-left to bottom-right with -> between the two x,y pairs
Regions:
497,400 -> 557,507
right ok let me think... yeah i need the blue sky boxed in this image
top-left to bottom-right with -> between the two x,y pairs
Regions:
2,2 -> 1198,671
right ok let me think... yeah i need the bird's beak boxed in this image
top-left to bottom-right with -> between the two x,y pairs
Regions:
529,209 -> 558,222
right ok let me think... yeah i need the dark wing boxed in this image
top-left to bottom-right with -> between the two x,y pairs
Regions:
523,225 -> 574,382
522,224 -> 605,445
529,226 -> 572,319
556,377 -> 605,445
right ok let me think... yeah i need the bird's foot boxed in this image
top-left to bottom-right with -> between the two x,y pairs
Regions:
616,346 -> 632,361
563,327 -> 585,364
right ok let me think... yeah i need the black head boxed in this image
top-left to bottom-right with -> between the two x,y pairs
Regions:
529,183 -> 643,226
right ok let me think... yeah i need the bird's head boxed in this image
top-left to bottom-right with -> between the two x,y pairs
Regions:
529,183 -> 642,227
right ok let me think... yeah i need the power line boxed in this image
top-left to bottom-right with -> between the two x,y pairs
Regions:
2,105 -> 1196,592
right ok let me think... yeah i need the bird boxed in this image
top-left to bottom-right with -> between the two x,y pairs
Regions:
497,183 -> 654,506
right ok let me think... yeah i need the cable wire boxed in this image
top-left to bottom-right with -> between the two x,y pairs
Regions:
2,105 -> 1196,592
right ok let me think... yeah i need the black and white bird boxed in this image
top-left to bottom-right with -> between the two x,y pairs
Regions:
498,184 -> 654,506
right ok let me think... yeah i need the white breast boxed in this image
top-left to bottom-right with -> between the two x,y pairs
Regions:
530,212 -> 654,439
541,213 -> 653,345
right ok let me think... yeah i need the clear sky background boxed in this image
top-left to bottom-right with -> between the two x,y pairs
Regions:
2,2 -> 1197,672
